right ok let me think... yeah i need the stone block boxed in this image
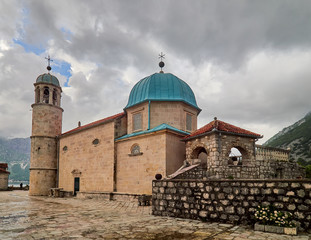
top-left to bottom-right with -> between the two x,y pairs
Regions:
287,204 -> 296,211
298,205 -> 308,211
181,196 -> 187,201
199,210 -> 207,218
241,188 -> 249,195
291,183 -> 301,188
273,189 -> 285,195
250,188 -> 260,195
220,200 -> 229,206
237,207 -> 245,215
218,193 -> 225,199
228,194 -> 234,200
286,191 -> 295,196
278,183 -> 288,187
216,206 -> 224,212
225,206 -> 235,214
261,188 -> 271,194
223,187 -> 232,194
297,190 -> 305,198
203,193 -> 209,199
303,183 -> 311,189
273,202 -> 283,209
168,182 -> 174,188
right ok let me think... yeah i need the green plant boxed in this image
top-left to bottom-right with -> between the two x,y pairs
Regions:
254,205 -> 295,227
227,175 -> 234,179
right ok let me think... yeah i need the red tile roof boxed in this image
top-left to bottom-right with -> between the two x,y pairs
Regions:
0,168 -> 10,174
61,112 -> 125,136
184,118 -> 262,140
0,163 -> 8,170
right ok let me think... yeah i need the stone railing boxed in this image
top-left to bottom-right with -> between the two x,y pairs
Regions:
255,145 -> 290,162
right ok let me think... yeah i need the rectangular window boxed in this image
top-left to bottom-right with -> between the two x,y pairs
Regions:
133,113 -> 142,131
186,113 -> 192,131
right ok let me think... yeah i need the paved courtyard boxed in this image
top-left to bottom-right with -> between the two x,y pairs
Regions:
0,191 -> 310,240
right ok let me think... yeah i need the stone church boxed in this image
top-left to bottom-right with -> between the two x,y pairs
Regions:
29,61 -> 305,196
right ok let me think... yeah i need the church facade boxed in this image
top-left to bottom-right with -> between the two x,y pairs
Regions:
29,64 -> 305,196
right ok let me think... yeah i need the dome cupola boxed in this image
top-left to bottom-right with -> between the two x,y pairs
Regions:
125,72 -> 200,111
36,73 -> 60,87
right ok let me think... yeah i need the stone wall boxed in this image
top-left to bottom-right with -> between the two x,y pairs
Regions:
58,121 -> 115,193
152,179 -> 311,230
184,132 -> 305,180
0,172 -> 9,190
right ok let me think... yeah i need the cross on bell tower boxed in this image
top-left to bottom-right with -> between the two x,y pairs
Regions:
45,55 -> 53,72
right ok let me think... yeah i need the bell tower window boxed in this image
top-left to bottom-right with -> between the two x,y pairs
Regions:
43,87 -> 49,104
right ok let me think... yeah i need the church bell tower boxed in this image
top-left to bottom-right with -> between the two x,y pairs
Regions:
29,57 -> 63,196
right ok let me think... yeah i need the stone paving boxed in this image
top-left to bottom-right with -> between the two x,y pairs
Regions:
0,191 -> 310,240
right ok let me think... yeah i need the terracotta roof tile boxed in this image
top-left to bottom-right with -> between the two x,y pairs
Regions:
184,118 -> 262,140
61,112 -> 125,136
0,168 -> 10,174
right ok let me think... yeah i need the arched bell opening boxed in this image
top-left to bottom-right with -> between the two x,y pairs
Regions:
35,87 -> 40,103
53,89 -> 57,106
43,87 -> 49,104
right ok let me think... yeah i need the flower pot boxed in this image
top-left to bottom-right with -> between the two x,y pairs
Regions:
254,223 -> 265,232
284,227 -> 297,236
265,225 -> 284,234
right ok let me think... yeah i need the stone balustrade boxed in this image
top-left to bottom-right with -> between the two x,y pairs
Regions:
255,144 -> 290,162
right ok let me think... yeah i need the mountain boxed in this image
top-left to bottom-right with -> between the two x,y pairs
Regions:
0,137 -> 31,181
264,112 -> 311,165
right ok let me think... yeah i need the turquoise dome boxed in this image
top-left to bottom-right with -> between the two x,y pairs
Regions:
125,73 -> 200,111
36,73 -> 60,87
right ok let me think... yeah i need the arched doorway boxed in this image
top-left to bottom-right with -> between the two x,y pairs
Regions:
190,146 -> 208,169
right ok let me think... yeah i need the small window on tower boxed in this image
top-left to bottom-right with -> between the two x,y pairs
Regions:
186,113 -> 193,131
43,87 -> 49,103
133,113 -> 142,131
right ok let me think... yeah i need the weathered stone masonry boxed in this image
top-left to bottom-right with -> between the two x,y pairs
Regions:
152,179 -> 311,230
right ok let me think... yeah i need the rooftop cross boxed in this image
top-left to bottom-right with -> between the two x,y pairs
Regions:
158,52 -> 165,73
45,55 -> 53,72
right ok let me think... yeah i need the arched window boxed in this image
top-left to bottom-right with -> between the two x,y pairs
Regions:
35,87 -> 40,103
43,87 -> 49,103
228,147 -> 243,165
130,144 -> 142,156
53,89 -> 57,105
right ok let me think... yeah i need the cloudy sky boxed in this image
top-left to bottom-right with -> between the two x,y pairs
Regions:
0,0 -> 311,143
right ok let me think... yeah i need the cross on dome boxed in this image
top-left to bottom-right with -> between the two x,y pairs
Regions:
158,52 -> 165,73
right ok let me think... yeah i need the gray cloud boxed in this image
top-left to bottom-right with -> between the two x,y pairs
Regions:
0,0 -> 311,143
